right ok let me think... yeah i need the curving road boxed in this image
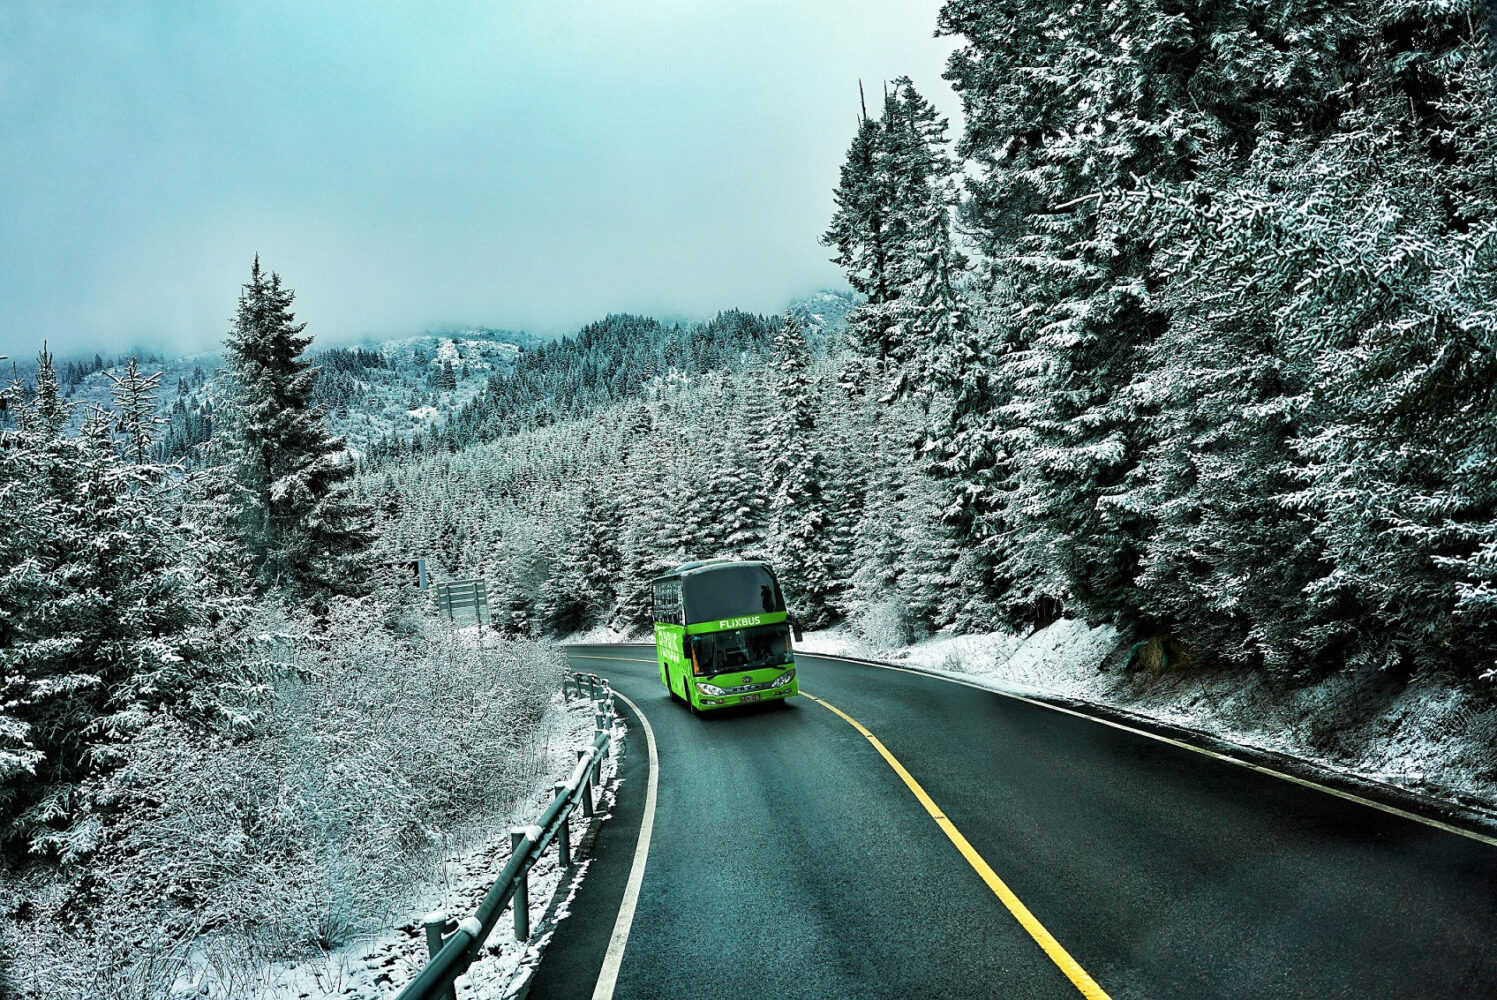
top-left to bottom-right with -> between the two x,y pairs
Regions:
523,645 -> 1497,1000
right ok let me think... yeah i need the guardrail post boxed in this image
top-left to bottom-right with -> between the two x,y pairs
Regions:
577,749 -> 595,816
553,782 -> 572,866
422,910 -> 458,1000
510,828 -> 531,941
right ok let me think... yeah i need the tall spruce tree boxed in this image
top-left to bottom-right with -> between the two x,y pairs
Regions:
766,313 -> 837,623
221,257 -> 376,597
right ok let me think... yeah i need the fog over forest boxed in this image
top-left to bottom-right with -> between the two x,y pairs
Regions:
0,1 -> 955,358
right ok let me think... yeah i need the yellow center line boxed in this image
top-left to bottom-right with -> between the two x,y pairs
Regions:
803,691 -> 1113,1000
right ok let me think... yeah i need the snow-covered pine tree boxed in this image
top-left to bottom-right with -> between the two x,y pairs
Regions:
824,74 -> 1011,629
824,78 -> 958,397
935,0 -> 1366,642
1278,8 -> 1497,679
824,104 -> 897,394
765,313 -> 837,624
615,419 -> 693,631
540,480 -> 623,634
1118,142 -> 1325,672
220,257 -> 377,597
0,363 -> 26,430
0,367 -> 50,814
0,350 -> 251,856
32,342 -> 69,434
684,418 -> 739,559
719,377 -> 772,559
844,402 -> 914,638
808,367 -> 870,615
106,356 -> 163,464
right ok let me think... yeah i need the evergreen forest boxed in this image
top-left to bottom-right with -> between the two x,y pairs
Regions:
371,0 -> 1497,687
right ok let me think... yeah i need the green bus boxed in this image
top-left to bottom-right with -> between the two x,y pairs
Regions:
651,560 -> 802,711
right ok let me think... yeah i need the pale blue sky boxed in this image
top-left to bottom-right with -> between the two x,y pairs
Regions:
0,1 -> 960,358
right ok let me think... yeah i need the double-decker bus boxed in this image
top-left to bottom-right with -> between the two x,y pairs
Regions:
651,560 -> 802,711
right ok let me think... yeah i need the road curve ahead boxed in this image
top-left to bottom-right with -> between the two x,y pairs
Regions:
525,645 -> 1497,1000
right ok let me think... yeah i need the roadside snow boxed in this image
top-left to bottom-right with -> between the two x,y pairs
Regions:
174,694 -> 626,1000
567,623 -> 639,645
802,619 -> 1497,821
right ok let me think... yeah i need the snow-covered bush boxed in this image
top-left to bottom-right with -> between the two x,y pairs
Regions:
0,905 -> 192,1000
854,595 -> 920,649
0,593 -> 564,997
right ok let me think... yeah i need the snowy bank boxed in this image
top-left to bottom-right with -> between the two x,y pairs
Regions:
800,620 -> 1497,827
172,694 -> 626,1000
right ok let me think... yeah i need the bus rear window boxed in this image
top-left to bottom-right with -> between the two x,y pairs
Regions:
682,565 -> 784,624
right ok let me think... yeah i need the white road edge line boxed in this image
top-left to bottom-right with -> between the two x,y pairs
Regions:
802,651 -> 1497,850
591,689 -> 659,1000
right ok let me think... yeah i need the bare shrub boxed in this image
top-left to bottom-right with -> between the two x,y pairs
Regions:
0,911 -> 191,1000
854,596 -> 919,649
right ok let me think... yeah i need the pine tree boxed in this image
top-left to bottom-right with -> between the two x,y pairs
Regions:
845,406 -> 912,636
220,257 -> 377,597
33,342 -> 69,434
824,78 -> 962,398
0,349 -> 252,855
765,314 -> 837,623
931,0 -> 1494,678
540,481 -> 624,633
616,439 -> 692,631
106,357 -> 163,464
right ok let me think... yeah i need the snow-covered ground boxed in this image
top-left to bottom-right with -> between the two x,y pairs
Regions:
566,623 -> 640,645
800,620 -> 1497,822
173,691 -> 626,1000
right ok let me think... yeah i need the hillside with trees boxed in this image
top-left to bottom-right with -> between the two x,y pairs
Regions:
0,263 -> 563,998
370,0 -> 1496,688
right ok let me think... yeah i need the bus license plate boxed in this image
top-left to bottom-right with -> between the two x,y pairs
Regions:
740,693 -> 760,703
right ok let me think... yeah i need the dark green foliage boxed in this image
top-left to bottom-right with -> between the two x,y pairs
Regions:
367,310 -> 781,463
220,257 -> 378,598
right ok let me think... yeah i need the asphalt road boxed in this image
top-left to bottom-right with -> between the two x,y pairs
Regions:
523,645 -> 1497,1000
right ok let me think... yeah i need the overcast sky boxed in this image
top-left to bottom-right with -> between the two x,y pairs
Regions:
0,1 -> 961,360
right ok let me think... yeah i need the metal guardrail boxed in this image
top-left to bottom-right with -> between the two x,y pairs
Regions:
395,672 -> 617,1000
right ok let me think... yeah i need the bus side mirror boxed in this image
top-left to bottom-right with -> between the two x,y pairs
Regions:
790,616 -> 804,643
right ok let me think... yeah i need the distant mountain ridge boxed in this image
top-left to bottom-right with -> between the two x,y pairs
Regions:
9,290 -> 856,465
